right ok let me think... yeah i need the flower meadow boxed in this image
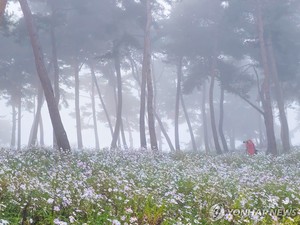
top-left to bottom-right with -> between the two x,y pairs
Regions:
0,148 -> 300,225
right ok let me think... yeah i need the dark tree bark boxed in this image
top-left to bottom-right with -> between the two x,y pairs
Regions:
74,60 -> 83,149
111,47 -> 123,149
266,37 -> 290,153
90,63 -> 114,137
19,0 -> 70,151
10,103 -> 16,149
256,0 -> 277,155
175,57 -> 182,151
28,86 -> 44,147
17,94 -> 21,150
218,86 -> 229,152
202,82 -> 210,153
91,82 -> 100,150
181,94 -> 197,151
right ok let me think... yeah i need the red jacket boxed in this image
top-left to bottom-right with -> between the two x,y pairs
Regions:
246,140 -> 256,155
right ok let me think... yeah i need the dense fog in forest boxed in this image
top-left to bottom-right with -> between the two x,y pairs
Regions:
1,0 -> 300,154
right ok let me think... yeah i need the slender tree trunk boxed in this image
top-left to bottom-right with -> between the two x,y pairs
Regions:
39,114 -> 44,146
157,124 -> 163,151
18,0 -> 70,151
120,120 -> 128,149
202,82 -> 210,153
218,86 -> 229,152
175,57 -> 182,151
17,95 -> 21,150
50,8 -> 60,149
209,59 -> 222,154
74,60 -> 83,149
155,112 -> 175,152
10,103 -> 16,149
28,86 -> 44,147
139,0 -> 152,150
111,48 -> 123,149
0,0 -> 7,24
266,37 -> 290,153
256,0 -> 277,155
91,82 -> 100,150
90,63 -> 114,137
181,93 -> 197,151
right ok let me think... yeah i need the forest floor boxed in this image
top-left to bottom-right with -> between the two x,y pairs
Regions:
0,148 -> 300,225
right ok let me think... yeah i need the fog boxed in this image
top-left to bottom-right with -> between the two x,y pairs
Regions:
1,0 -> 300,154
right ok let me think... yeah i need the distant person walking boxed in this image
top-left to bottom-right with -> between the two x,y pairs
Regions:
243,139 -> 257,155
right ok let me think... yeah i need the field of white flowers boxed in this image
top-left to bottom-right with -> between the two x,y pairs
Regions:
0,148 -> 300,225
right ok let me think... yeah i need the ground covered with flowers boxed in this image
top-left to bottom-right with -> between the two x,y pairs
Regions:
0,148 -> 300,225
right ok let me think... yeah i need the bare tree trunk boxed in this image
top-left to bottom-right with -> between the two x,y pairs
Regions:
181,94 -> 197,151
28,86 -> 44,147
0,0 -> 7,24
91,82 -> 100,150
19,0 -> 70,151
266,36 -> 290,153
218,86 -> 229,152
256,0 -> 277,155
209,61 -> 222,154
10,103 -> 16,149
39,114 -> 44,146
139,0 -> 152,150
50,7 -> 60,149
175,57 -> 182,151
111,48 -> 123,149
120,120 -> 128,149
155,112 -> 175,152
17,95 -> 21,150
74,60 -> 83,149
202,82 -> 210,153
90,63 -> 114,137
145,1 -> 157,152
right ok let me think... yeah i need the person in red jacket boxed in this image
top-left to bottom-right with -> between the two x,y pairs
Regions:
243,139 -> 257,155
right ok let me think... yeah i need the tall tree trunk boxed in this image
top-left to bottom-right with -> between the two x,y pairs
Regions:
155,112 -> 175,152
90,63 -> 114,137
74,60 -> 83,149
50,7 -> 60,149
218,86 -> 229,152
266,37 -> 290,153
110,48 -> 123,149
39,114 -> 44,146
229,128 -> 235,151
0,0 -> 7,24
120,120 -> 128,149
19,0 -> 70,151
28,86 -> 44,147
181,93 -> 197,151
256,0 -> 277,155
175,57 -> 182,151
91,82 -> 100,150
139,0 -> 152,150
209,59 -> 222,154
202,82 -> 210,153
17,94 -> 22,150
11,103 -> 16,149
